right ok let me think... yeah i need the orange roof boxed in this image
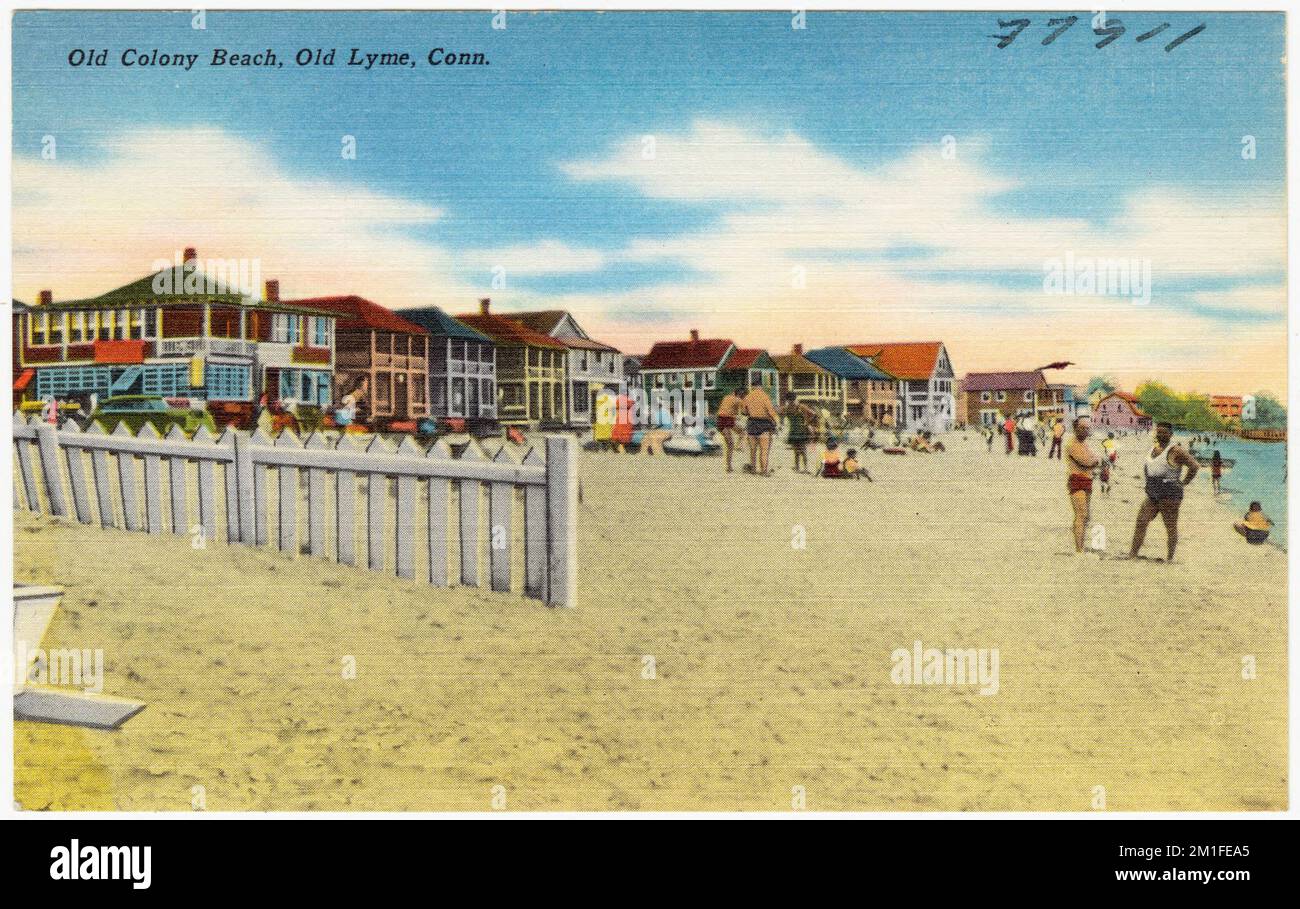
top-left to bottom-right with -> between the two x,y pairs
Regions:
843,341 -> 943,380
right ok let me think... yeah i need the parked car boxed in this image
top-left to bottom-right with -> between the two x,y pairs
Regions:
90,396 -> 217,436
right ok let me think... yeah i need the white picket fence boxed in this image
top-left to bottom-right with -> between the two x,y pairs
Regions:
11,415 -> 577,608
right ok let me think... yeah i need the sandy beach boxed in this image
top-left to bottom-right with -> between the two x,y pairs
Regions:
13,430 -> 1287,811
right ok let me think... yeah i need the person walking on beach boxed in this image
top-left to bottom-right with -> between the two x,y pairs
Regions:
1127,421 -> 1200,562
1048,418 -> 1065,460
1065,417 -> 1100,553
742,378 -> 780,476
984,424 -> 994,452
1210,450 -> 1223,495
1003,415 -> 1015,455
716,387 -> 744,473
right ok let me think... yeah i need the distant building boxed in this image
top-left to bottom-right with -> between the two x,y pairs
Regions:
1209,394 -> 1244,425
803,345 -> 898,425
717,347 -> 779,412
399,306 -> 498,429
772,344 -> 843,413
638,330 -> 736,417
285,296 -> 430,429
1094,391 -> 1152,431
507,310 -> 623,428
455,299 -> 567,427
845,341 -> 955,432
960,371 -> 1047,427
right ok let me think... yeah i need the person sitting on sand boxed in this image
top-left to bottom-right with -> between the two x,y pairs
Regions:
1233,502 -> 1273,545
1065,416 -> 1100,554
741,378 -> 780,476
842,448 -> 873,481
783,400 -> 816,473
819,439 -> 842,477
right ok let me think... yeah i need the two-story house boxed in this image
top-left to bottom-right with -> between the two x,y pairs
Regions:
398,306 -> 497,430
772,344 -> 843,414
285,295 -> 430,430
959,371 -> 1047,427
1094,391 -> 1152,431
14,249 -> 336,428
455,299 -> 567,426
715,347 -> 780,414
803,346 -> 898,425
846,341 -> 956,433
508,310 -> 623,429
638,330 -> 736,421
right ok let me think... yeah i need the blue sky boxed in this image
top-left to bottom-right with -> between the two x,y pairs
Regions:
11,11 -> 1288,395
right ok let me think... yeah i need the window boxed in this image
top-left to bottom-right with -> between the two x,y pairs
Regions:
980,391 -> 991,402
30,314 -> 46,345
703,372 -> 715,390
145,309 -> 158,339
996,391 -> 1006,402
1024,391 -> 1034,403
206,364 -> 252,401
271,313 -> 300,344
141,363 -> 190,398
313,317 -> 330,347
69,313 -> 85,343
129,310 -> 143,341
412,377 -> 426,406
49,314 -> 65,345
116,310 -> 128,341
35,366 -> 113,399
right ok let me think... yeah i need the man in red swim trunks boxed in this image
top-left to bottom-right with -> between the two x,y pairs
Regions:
1065,416 -> 1100,553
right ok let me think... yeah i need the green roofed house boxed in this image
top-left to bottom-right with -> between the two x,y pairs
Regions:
13,248 -> 338,428
716,347 -> 779,412
395,305 -> 498,430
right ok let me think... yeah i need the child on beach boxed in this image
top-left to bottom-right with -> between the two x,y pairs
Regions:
820,439 -> 842,477
1102,433 -> 1117,465
842,448 -> 873,481
783,401 -> 816,473
1233,502 -> 1273,545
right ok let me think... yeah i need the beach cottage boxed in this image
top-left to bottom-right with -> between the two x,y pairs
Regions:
13,248 -> 337,428
638,330 -> 736,418
773,344 -> 844,415
803,346 -> 898,425
1094,391 -> 1152,431
398,306 -> 498,430
507,310 -> 623,429
716,347 -> 780,413
1209,395 -> 1244,426
283,296 -> 430,430
846,341 -> 955,433
959,371 -> 1048,427
455,299 -> 567,427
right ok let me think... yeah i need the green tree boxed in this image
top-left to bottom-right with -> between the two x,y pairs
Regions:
1244,392 -> 1287,430
1135,381 -> 1225,432
1086,375 -> 1117,397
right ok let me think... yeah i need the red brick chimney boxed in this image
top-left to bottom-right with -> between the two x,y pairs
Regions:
479,297 -> 491,316
793,343 -> 803,356
689,329 -> 699,343
264,279 -> 279,303
183,247 -> 197,264
37,290 -> 52,306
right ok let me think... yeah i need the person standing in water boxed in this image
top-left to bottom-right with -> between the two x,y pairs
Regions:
1065,417 -> 1100,553
1127,421 -> 1200,562
716,387 -> 744,473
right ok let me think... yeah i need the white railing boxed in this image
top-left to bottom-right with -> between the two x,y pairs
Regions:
12,415 -> 577,607
156,337 -> 256,358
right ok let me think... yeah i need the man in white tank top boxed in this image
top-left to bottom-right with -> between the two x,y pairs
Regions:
1127,421 -> 1200,561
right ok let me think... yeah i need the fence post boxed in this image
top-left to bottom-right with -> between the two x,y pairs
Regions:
544,435 -> 577,608
34,422 -> 69,518
233,430 -> 256,545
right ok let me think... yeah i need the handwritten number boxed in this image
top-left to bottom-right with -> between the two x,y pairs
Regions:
1135,23 -> 1170,42
1165,23 -> 1206,52
1041,16 -> 1078,47
991,18 -> 1030,49
1093,17 -> 1125,49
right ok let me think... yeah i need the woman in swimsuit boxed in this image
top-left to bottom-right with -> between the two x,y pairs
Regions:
1127,422 -> 1199,561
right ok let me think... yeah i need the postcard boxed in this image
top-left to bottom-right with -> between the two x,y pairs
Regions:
8,8 -> 1288,815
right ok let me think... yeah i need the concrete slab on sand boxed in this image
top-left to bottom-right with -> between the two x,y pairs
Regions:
15,689 -> 145,730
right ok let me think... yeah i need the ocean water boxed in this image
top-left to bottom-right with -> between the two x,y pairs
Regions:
1189,436 -> 1288,548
